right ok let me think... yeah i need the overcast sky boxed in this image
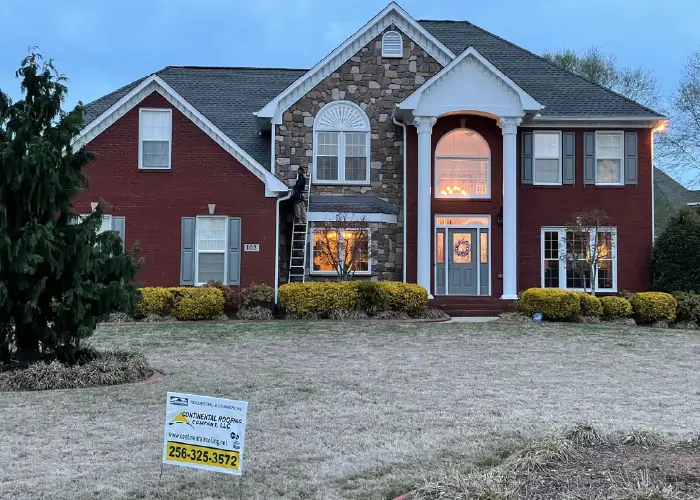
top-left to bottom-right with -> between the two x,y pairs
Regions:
1,0 -> 698,111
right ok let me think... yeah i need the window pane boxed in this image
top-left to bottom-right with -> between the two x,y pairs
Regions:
437,232 -> 444,264
480,231 -> 488,264
534,133 -> 559,158
343,230 -> 369,272
544,231 -> 559,260
543,260 -> 559,288
98,215 -> 112,234
312,231 -> 338,272
198,218 -> 226,251
436,217 -> 489,226
436,159 -> 489,198
316,156 -> 339,181
452,232 -> 472,264
142,141 -> 170,168
140,110 -> 171,140
534,159 -> 560,184
598,260 -> 613,289
344,157 -> 367,181
344,133 -> 366,157
596,133 -> 622,158
543,231 -> 560,288
317,132 -> 339,156
436,129 -> 489,157
597,159 -> 621,183
198,253 -> 225,283
566,231 -> 590,289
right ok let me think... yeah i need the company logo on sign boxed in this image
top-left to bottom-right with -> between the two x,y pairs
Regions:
170,396 -> 189,406
169,412 -> 195,428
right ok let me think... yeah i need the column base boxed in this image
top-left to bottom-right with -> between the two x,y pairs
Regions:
500,294 -> 519,300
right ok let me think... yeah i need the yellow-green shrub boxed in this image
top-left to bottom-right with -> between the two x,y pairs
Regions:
278,282 -> 360,315
519,288 -> 580,321
376,282 -> 428,314
575,292 -> 603,317
135,287 -> 174,317
629,292 -> 677,324
170,287 -> 225,321
600,296 -> 633,319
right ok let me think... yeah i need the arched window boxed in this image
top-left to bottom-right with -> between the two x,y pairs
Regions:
313,101 -> 370,184
381,31 -> 403,58
435,129 -> 490,199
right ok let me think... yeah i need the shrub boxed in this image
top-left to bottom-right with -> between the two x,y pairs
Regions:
650,207 -> 700,292
356,281 -> 384,313
672,291 -> 700,323
236,307 -> 273,321
519,288 -> 580,321
240,283 -> 274,310
134,287 -> 174,317
629,292 -> 677,324
600,296 -> 633,319
279,282 -> 360,316
204,281 -> 240,316
171,287 -> 225,321
575,292 -> 603,317
376,282 -> 428,314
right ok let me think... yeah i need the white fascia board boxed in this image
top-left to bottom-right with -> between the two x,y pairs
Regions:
257,1 -> 456,121
72,74 -> 288,197
533,115 -> 668,121
399,46 -> 543,112
308,211 -> 398,224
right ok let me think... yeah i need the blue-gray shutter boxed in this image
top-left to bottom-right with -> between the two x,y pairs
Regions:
227,218 -> 241,286
521,132 -> 533,184
584,132 -> 596,185
562,132 -> 575,185
112,216 -> 126,250
180,218 -> 195,286
625,132 -> 638,185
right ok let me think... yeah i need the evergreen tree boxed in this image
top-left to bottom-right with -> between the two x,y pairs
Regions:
0,51 -> 140,365
650,207 -> 700,292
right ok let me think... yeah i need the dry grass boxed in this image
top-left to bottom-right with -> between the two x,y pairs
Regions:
1,321 -> 699,499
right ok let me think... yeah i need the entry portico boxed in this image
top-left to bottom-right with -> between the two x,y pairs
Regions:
396,46 -> 543,300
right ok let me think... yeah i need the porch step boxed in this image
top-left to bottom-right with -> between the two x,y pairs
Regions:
429,297 -> 506,317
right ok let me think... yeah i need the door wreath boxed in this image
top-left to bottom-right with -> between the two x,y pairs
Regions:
454,238 -> 471,258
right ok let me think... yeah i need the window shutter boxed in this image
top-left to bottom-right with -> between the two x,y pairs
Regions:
112,216 -> 126,250
584,132 -> 596,185
624,132 -> 638,185
521,132 -> 533,184
562,132 -> 575,185
180,217 -> 195,286
227,217 -> 241,286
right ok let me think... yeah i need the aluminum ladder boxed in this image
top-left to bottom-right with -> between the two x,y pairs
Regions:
287,176 -> 311,283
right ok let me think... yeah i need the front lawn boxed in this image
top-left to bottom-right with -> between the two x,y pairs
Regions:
1,321 -> 699,499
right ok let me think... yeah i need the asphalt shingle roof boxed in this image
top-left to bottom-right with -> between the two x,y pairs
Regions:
654,168 -> 700,235
309,195 -> 400,215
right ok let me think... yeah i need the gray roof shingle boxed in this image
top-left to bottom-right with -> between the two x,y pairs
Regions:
654,168 -> 700,235
309,195 -> 399,215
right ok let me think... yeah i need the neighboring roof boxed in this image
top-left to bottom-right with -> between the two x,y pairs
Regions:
309,195 -> 400,215
418,20 -> 665,118
82,67 -> 307,169
654,168 -> 700,236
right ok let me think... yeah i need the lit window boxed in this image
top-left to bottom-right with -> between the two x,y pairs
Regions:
139,109 -> 172,169
541,227 -> 617,291
311,229 -> 370,274
196,217 -> 227,284
595,132 -> 623,184
533,132 -> 561,185
435,129 -> 490,199
313,101 -> 370,184
381,31 -> 403,58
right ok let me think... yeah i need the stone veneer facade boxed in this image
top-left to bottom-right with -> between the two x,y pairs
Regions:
275,26 -> 442,281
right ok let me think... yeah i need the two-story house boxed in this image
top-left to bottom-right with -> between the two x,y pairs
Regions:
74,2 -> 666,315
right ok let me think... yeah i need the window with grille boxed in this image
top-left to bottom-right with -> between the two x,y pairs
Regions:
196,217 -> 227,284
311,229 -> 370,274
381,31 -> 403,58
435,129 -> 490,199
139,109 -> 172,169
533,132 -> 562,185
595,132 -> 623,184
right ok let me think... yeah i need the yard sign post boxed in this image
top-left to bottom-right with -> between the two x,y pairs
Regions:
163,392 -> 248,480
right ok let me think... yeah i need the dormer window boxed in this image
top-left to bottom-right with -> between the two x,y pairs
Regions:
381,31 -> 403,58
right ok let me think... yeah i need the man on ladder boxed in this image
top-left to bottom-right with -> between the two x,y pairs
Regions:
291,166 -> 307,223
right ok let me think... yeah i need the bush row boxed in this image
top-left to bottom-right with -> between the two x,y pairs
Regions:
519,288 -> 677,324
278,281 -> 428,317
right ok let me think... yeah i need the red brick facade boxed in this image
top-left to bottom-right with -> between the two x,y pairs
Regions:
74,92 -> 277,287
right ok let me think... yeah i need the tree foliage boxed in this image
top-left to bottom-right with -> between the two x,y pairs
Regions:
0,51 -> 140,365
650,207 -> 700,293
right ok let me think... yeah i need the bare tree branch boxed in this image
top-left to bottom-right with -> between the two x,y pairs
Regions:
313,212 -> 369,281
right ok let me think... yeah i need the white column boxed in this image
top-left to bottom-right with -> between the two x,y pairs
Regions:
413,116 -> 437,298
499,117 -> 521,300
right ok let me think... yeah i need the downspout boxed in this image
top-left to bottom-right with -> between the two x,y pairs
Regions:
392,111 -> 407,282
271,116 -> 290,304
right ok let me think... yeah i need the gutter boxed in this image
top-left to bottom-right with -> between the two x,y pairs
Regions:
392,111 -> 408,282
274,191 -> 292,304
532,114 -> 668,122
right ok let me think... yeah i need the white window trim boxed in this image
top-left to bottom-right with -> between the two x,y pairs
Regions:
381,31 -> 403,58
138,108 -> 173,170
312,131 -> 371,185
434,129 -> 492,200
533,130 -> 562,186
540,227 -> 618,292
77,213 -> 113,233
194,215 -> 228,286
594,130 -> 624,186
309,227 -> 372,276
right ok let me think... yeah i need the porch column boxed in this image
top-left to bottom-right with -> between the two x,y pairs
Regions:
413,116 -> 437,298
499,117 -> 521,300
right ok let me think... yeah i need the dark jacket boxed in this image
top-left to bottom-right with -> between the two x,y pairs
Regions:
291,173 -> 306,202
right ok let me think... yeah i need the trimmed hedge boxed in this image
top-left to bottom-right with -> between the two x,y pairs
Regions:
278,281 -> 428,317
600,296 -> 633,319
519,288 -> 580,321
240,283 -> 274,310
575,292 -> 603,317
672,292 -> 700,324
135,287 -> 224,320
629,292 -> 677,324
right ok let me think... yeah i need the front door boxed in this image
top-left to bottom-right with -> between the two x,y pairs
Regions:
447,229 -> 477,295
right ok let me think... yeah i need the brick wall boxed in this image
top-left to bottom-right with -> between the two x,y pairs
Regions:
74,92 -> 277,287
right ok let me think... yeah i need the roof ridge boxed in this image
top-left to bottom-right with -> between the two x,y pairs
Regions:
420,19 -> 664,118
160,65 -> 309,72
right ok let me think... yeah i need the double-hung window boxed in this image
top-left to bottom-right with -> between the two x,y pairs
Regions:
139,109 -> 172,169
541,227 -> 617,292
595,131 -> 624,185
196,217 -> 227,284
533,131 -> 561,185
311,228 -> 370,275
313,101 -> 370,184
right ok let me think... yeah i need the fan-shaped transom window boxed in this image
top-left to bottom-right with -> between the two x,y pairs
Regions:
435,129 -> 491,199
313,101 -> 371,184
382,31 -> 403,58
